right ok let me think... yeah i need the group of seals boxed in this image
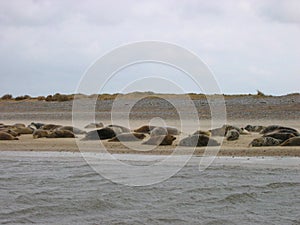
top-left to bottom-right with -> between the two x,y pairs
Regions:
248,125 -> 300,147
2,121 -> 300,148
0,123 -> 32,140
31,123 -> 85,139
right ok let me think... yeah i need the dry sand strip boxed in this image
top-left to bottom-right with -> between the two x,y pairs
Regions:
0,134 -> 300,157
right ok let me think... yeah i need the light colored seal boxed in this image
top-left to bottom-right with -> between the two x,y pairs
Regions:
226,129 -> 240,141
0,129 -> 19,137
0,131 -> 18,140
134,125 -> 180,135
249,137 -> 281,147
33,129 -> 50,138
142,135 -> 176,146
193,130 -> 211,137
57,126 -> 86,134
84,122 -> 104,129
12,127 -> 34,134
150,127 -> 168,136
108,133 -> 146,142
210,125 -> 227,136
280,137 -> 300,146
47,130 -> 75,138
240,128 -> 250,135
244,125 -> 266,132
179,134 -> 219,147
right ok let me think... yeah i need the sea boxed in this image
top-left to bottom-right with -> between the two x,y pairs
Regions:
0,151 -> 300,225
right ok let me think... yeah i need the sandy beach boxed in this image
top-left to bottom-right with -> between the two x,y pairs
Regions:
0,94 -> 299,157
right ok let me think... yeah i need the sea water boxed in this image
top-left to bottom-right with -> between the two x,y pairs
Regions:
0,151 -> 299,224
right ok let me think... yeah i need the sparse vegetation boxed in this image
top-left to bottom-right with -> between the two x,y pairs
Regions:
15,95 -> 31,101
37,96 -> 46,101
1,94 -> 13,100
1,91 -> 299,102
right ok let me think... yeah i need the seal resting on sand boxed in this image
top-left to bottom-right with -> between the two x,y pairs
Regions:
260,125 -> 298,134
108,133 -> 146,142
12,126 -> 33,134
193,130 -> 211,137
226,129 -> 240,141
0,131 -> 18,140
244,125 -> 265,132
142,135 -> 176,146
0,129 -> 19,137
47,130 -> 75,138
82,127 -> 117,140
280,137 -> 300,146
179,134 -> 219,147
249,137 -> 281,147
30,122 -> 45,129
150,127 -> 168,136
134,125 -> 159,133
33,129 -> 50,138
134,125 -> 180,135
41,124 -> 63,130
57,126 -> 86,134
263,132 -> 295,142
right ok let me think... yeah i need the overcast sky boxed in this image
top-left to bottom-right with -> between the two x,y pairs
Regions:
0,0 -> 299,96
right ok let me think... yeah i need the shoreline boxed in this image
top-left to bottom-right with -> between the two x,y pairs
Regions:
0,134 -> 300,157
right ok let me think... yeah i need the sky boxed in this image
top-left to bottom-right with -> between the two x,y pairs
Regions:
0,0 -> 299,96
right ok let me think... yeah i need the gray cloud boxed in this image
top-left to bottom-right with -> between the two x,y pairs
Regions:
0,0 -> 299,96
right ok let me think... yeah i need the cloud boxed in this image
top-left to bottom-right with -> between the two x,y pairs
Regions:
0,0 -> 299,96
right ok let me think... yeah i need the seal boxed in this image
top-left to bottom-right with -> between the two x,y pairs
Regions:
249,137 -> 281,147
107,125 -> 131,133
134,125 -> 179,135
108,133 -> 146,142
12,126 -> 34,134
82,127 -> 117,140
0,128 -> 19,137
57,126 -> 86,134
179,134 -> 219,147
41,124 -> 63,130
244,125 -> 266,132
0,131 -> 18,140
30,122 -> 45,129
47,130 -> 75,138
142,135 -> 176,146
193,130 -> 211,137
226,129 -> 240,141
280,137 -> 300,146
13,123 -> 26,128
263,132 -> 295,141
210,126 -> 226,136
134,125 -> 159,134
260,125 -> 298,134
240,128 -> 250,135
33,129 -> 50,138
150,127 -> 168,136
84,122 -> 104,129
